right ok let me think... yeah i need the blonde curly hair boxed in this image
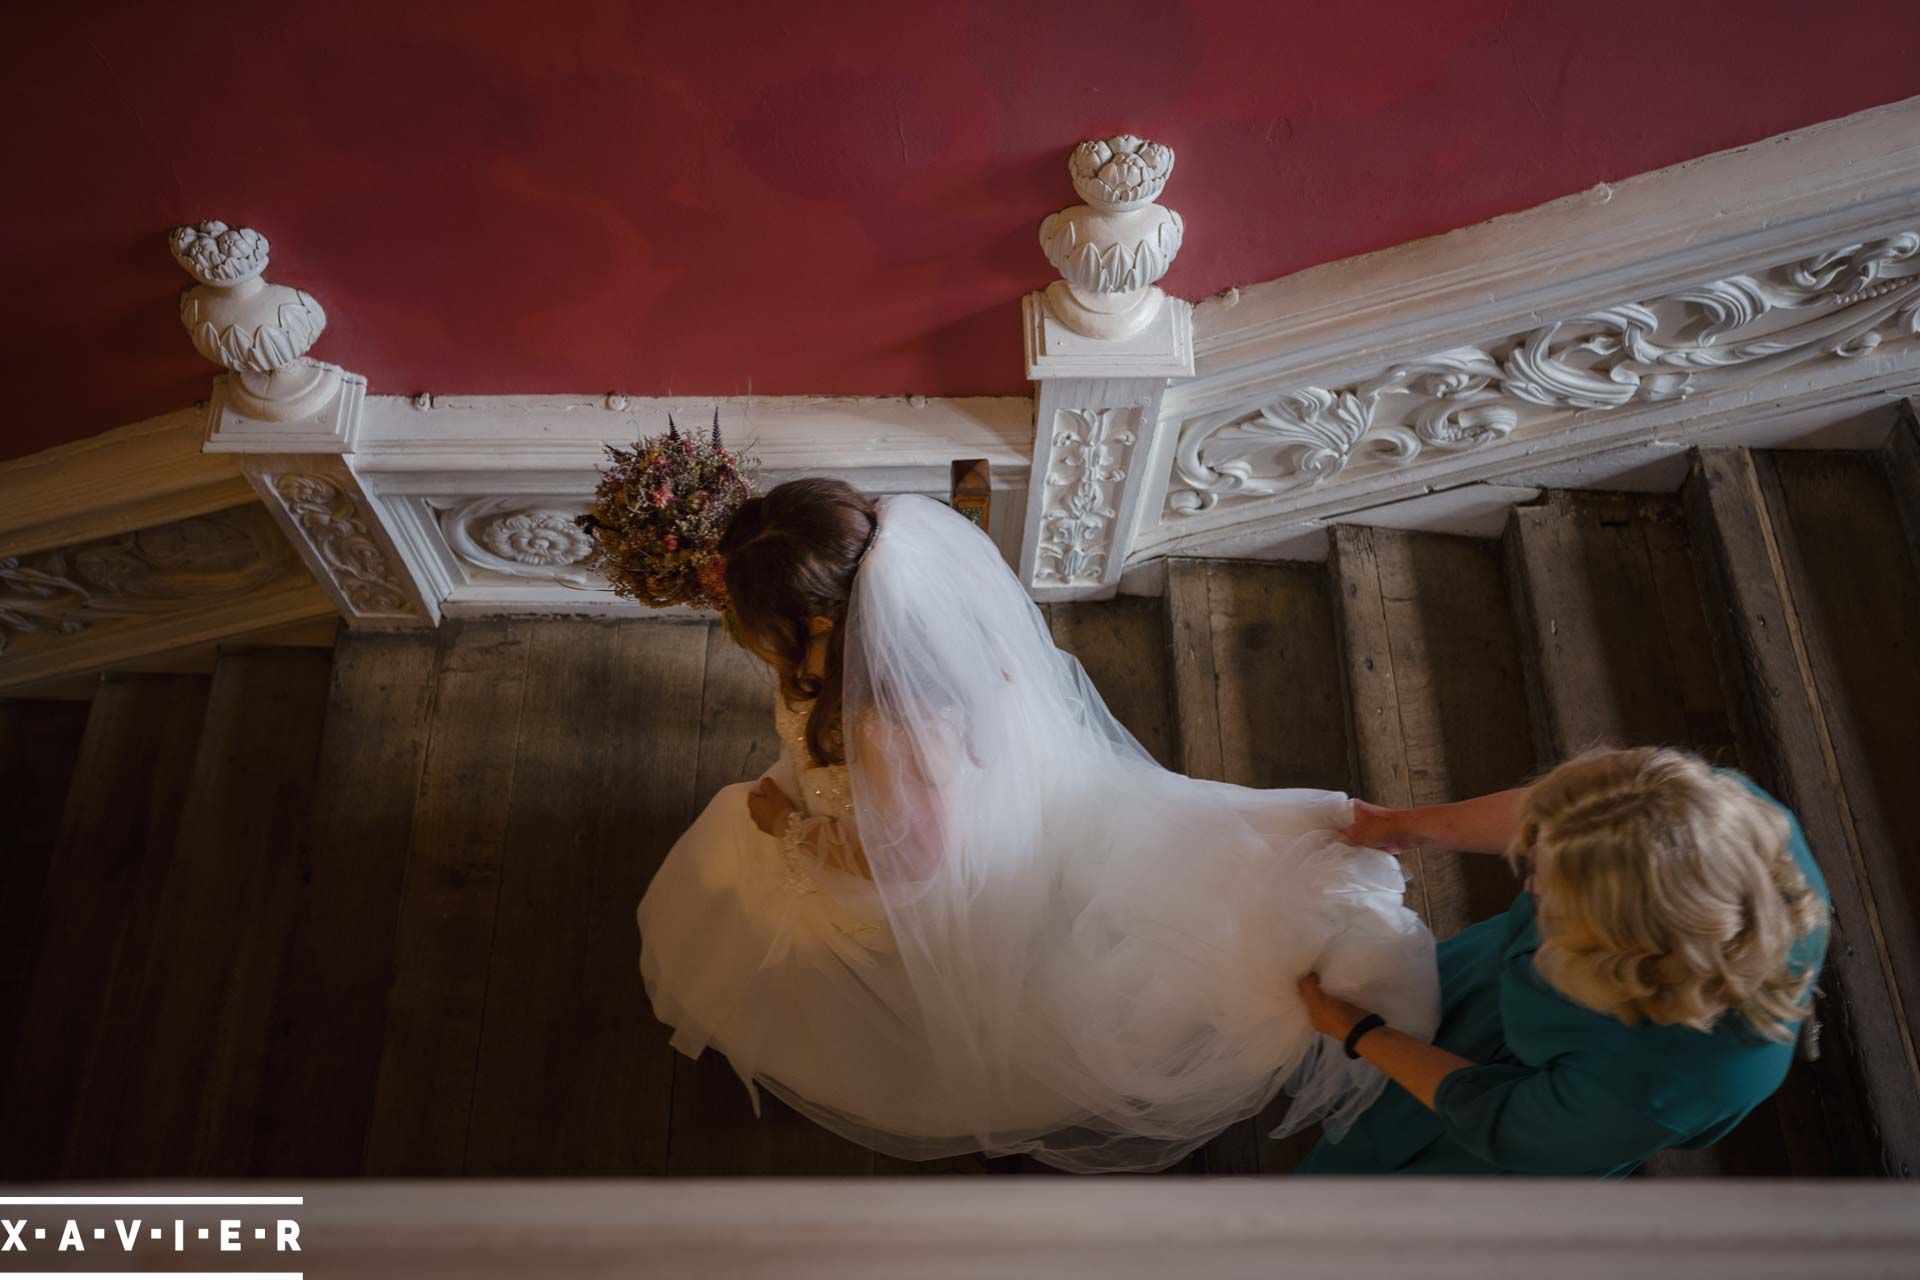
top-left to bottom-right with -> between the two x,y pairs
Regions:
1511,747 -> 1826,1042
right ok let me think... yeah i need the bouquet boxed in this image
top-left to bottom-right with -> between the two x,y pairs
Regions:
575,412 -> 755,610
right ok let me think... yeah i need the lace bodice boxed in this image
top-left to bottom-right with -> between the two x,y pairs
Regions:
767,693 -> 888,951
774,696 -> 853,819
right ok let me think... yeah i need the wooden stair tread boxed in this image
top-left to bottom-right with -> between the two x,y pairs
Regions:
1329,526 -> 1534,942
1,678 -> 207,1179
0,697 -> 91,1105
250,631 -> 440,1176
1688,445 -> 1920,1177
93,651 -> 333,1178
1507,490 -> 1738,764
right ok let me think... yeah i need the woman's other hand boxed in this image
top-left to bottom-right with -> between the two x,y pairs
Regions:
1341,799 -> 1422,852
1298,974 -> 1370,1040
748,778 -> 797,837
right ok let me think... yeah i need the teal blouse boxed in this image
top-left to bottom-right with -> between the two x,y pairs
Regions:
1299,773 -> 1828,1177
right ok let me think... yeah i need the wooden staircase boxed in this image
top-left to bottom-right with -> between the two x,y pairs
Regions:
3,440 -> 1917,1179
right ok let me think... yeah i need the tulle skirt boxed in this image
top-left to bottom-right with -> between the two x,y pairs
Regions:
638,763 -> 1439,1173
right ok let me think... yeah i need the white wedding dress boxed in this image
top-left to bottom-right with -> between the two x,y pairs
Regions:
638,496 -> 1439,1173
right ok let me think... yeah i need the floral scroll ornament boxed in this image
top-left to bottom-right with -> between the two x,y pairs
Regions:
271,474 -> 411,615
1170,232 -> 1920,513
1037,408 -> 1136,587
0,511 -> 291,656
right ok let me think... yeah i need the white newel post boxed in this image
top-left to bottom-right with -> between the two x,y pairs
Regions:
174,220 -> 436,627
1019,136 -> 1194,601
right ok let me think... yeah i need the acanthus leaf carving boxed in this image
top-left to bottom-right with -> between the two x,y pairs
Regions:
1171,231 -> 1920,513
0,510 -> 292,657
1036,408 -> 1137,587
268,472 -> 412,615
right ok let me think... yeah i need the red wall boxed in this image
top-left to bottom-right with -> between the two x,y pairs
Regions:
6,0 -> 1920,461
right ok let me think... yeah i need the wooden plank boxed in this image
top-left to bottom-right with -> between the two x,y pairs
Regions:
1684,447 -> 1910,1178
1205,561 -> 1351,797
1047,598 -> 1177,768
1164,560 -> 1223,783
1639,507 -> 1742,766
249,633 -> 440,1175
1689,450 -> 1896,1182
666,624 -> 874,1175
1506,491 -> 1735,762
1881,398 -> 1920,580
103,651 -> 332,1177
465,620 -> 707,1175
364,621 -> 533,1175
1507,487 -> 1786,1176
0,698 -> 90,1096
1758,449 -> 1920,1177
950,458 -> 991,533
1329,527 -> 1532,941
1,678 -> 205,1180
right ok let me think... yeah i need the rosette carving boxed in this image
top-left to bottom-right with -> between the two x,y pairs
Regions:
441,499 -> 602,589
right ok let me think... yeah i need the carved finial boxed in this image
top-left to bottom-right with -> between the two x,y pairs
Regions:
1066,136 -> 1175,210
170,218 -> 339,422
170,220 -> 272,287
1038,135 -> 1184,341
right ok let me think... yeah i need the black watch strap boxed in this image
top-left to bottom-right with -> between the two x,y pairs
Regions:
1342,1013 -> 1387,1060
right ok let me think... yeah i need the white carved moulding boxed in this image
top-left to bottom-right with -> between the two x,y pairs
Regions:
1018,133 -> 1195,600
440,498 -> 601,589
0,505 -> 334,691
171,220 -> 341,423
1018,380 -> 1170,601
245,457 -> 435,627
1032,405 -> 1139,589
170,217 -> 440,630
1167,230 -> 1920,517
346,394 -> 1032,615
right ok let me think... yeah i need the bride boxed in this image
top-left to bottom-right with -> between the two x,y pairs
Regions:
638,477 -> 1439,1173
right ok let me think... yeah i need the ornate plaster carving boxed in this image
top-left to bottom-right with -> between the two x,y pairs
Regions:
171,219 -> 340,421
1170,232 -> 1920,513
266,472 -> 412,615
0,508 -> 291,656
439,498 -> 602,588
1037,136 -> 1185,341
1035,408 -> 1137,587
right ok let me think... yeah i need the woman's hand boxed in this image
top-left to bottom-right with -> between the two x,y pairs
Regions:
747,778 -> 797,837
1298,974 -> 1371,1041
1340,799 -> 1423,852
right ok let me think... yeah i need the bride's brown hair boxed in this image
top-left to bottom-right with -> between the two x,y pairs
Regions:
720,477 -> 878,767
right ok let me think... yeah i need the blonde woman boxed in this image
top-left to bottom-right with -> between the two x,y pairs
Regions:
1296,747 -> 1829,1176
